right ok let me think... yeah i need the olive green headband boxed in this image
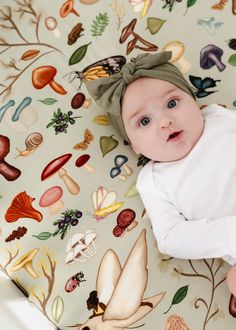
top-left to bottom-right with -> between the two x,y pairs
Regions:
86,51 -> 195,141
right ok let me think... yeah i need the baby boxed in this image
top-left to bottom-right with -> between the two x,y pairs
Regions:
86,51 -> 236,297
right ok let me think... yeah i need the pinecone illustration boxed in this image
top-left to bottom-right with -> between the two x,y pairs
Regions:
165,314 -> 190,330
5,227 -> 27,242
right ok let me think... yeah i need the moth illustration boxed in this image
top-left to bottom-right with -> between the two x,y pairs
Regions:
189,75 -> 220,98
92,186 -> 123,220
66,55 -> 126,88
68,229 -> 165,330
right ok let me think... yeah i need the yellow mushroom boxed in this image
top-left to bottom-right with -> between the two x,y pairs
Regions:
11,248 -> 39,278
163,41 -> 191,74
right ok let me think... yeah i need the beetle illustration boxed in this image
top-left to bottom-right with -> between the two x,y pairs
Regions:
65,271 -> 86,292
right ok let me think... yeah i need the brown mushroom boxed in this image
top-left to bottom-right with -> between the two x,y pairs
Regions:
113,208 -> 138,237
0,135 -> 21,181
119,18 -> 137,43
32,66 -> 67,95
75,154 -> 94,173
60,0 -> 80,18
41,153 -> 80,195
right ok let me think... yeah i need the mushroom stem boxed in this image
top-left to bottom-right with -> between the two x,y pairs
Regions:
118,173 -> 127,181
127,220 -> 138,231
49,79 -> 67,95
123,164 -> 133,176
49,199 -> 64,215
83,163 -> 94,173
208,52 -> 226,71
0,160 -> 21,181
177,57 -> 191,74
58,168 -> 80,195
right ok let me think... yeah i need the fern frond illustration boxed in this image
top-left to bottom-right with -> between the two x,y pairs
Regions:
91,13 -> 109,37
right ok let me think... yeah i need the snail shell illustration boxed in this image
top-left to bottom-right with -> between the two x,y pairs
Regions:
16,132 -> 43,158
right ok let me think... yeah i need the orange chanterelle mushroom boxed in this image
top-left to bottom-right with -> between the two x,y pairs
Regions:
5,191 -> 43,223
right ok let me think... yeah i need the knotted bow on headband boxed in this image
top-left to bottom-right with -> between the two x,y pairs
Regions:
86,51 -> 195,141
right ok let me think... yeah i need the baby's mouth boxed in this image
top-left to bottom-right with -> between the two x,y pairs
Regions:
167,131 -> 183,142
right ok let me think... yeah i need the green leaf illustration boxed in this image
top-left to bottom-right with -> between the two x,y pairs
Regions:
51,295 -> 64,323
33,232 -> 53,240
91,13 -> 109,37
69,42 -> 91,65
125,181 -> 139,197
164,285 -> 188,314
187,0 -> 198,8
38,98 -> 57,105
184,0 -> 198,15
228,53 -> 236,66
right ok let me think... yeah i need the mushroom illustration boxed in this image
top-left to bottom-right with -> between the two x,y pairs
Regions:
39,186 -> 64,215
12,97 -> 32,122
110,167 -> 126,181
197,17 -> 223,35
0,135 -> 21,181
11,248 -> 39,278
41,153 -> 80,195
71,92 -> 92,109
60,0 -> 80,17
32,66 -> 67,95
65,230 -> 97,264
113,208 -> 138,237
5,191 -> 43,223
0,100 -> 15,123
75,154 -> 94,173
163,41 -> 191,74
115,155 -> 133,176
120,18 -> 137,43
200,44 -> 226,72
4,101 -> 37,133
44,16 -> 60,37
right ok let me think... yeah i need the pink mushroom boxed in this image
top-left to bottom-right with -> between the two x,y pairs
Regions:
39,186 -> 64,215
41,153 -> 80,195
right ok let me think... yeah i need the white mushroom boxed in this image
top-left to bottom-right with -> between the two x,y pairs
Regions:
163,41 -> 191,74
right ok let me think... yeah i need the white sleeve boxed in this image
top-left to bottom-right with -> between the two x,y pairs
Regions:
136,165 -> 236,262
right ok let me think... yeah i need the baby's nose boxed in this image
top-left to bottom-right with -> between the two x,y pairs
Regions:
159,117 -> 174,129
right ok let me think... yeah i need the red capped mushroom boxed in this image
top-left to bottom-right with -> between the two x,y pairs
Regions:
39,186 -> 64,215
5,191 -> 43,223
113,208 -> 138,237
75,154 -> 94,173
0,135 -> 21,181
32,66 -> 67,95
41,153 -> 80,195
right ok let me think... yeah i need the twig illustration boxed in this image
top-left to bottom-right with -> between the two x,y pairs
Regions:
0,246 -> 20,276
0,2 -> 63,98
173,258 -> 226,330
31,251 -> 56,318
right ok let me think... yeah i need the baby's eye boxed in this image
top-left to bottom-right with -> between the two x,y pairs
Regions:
167,99 -> 178,109
139,116 -> 151,127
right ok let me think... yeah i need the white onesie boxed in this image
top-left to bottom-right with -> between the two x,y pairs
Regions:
136,103 -> 236,265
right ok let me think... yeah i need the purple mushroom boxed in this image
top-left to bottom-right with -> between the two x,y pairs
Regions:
200,44 -> 226,72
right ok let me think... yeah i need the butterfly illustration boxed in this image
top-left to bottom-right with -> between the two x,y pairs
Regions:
92,186 -> 123,220
189,75 -> 221,98
65,55 -> 126,88
73,128 -> 94,150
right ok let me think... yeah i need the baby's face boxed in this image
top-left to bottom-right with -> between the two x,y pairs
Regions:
122,77 -> 204,162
